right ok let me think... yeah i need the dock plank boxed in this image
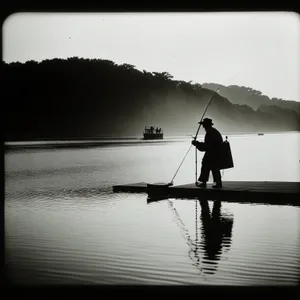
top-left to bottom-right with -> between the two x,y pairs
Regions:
172,181 -> 299,194
112,182 -> 148,193
112,181 -> 300,206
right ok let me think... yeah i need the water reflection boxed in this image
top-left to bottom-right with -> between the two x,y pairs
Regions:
199,199 -> 233,275
155,198 -> 234,276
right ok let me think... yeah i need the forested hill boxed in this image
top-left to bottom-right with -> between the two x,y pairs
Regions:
202,83 -> 300,113
2,57 -> 300,141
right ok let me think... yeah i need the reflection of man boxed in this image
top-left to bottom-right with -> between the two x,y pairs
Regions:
199,199 -> 233,275
191,118 -> 223,188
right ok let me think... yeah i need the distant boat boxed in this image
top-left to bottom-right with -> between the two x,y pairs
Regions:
143,126 -> 163,140
258,133 -> 264,136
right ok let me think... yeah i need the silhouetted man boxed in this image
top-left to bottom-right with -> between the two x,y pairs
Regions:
191,118 -> 223,188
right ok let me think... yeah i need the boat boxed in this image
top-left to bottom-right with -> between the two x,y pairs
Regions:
258,133 -> 264,136
143,126 -> 163,140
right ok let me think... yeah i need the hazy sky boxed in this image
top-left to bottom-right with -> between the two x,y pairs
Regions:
3,12 -> 300,101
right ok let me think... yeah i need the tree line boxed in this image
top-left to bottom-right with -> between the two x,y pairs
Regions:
2,57 -> 299,141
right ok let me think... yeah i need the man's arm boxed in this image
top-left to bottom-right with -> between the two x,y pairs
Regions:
191,140 -> 206,151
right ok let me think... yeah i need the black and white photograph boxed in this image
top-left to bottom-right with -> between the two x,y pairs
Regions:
3,11 -> 300,287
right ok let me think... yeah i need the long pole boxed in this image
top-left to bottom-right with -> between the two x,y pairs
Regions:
194,86 -> 221,140
169,85 -> 221,185
195,147 -> 198,184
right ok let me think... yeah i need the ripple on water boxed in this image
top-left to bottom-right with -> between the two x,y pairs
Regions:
5,140 -> 300,286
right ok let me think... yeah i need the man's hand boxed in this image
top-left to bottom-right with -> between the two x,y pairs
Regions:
191,140 -> 197,146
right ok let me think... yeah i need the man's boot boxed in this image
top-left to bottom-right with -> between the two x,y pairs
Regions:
196,181 -> 207,188
212,182 -> 222,188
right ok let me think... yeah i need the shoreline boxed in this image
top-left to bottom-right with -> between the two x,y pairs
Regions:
4,131 -> 299,151
4,139 -> 187,151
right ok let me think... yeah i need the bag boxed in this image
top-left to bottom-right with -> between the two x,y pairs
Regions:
219,140 -> 234,170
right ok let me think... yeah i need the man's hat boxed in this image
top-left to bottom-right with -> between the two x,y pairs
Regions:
199,118 -> 214,126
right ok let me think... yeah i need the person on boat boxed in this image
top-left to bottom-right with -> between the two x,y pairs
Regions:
191,118 -> 223,188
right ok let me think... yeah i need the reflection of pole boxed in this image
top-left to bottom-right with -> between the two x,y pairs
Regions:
195,200 -> 198,250
168,201 -> 194,249
195,199 -> 200,266
168,200 -> 203,272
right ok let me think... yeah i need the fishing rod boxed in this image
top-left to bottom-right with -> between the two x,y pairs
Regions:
169,84 -> 221,185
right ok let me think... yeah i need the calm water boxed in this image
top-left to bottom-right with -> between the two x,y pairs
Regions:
5,132 -> 300,285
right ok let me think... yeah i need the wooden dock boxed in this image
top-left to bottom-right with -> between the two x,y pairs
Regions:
112,181 -> 300,206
